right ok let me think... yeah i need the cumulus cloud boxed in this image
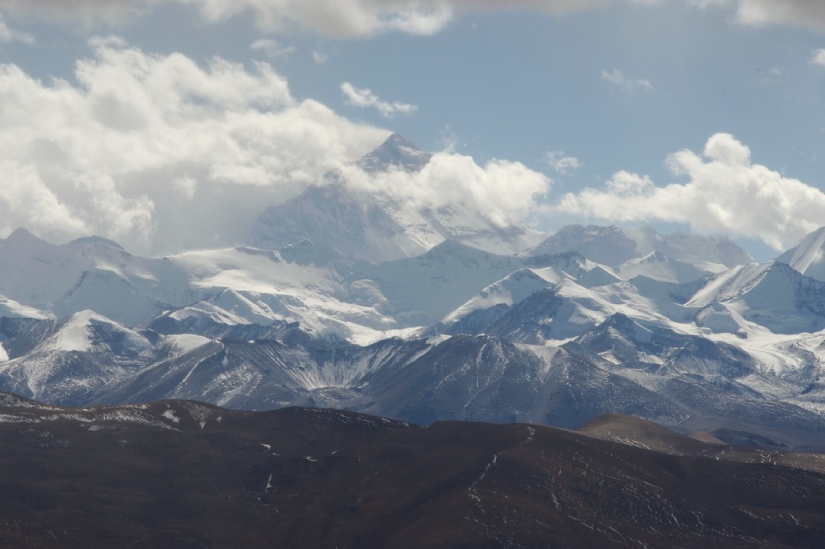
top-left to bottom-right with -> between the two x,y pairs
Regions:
545,151 -> 582,175
811,49 -> 825,67
0,39 -> 548,254
341,82 -> 417,118
601,69 -> 653,93
342,154 -> 550,228
556,133 -> 825,251
0,38 -> 388,254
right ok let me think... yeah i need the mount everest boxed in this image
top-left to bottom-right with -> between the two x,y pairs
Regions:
247,134 -> 547,262
1,134 -> 825,450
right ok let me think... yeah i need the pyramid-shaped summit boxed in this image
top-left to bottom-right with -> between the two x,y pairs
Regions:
245,133 -> 546,261
358,133 -> 432,173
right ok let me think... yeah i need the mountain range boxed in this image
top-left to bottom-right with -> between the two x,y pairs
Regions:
0,134 -> 824,451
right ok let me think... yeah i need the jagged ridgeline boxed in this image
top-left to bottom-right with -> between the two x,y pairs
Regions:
0,135 -> 824,451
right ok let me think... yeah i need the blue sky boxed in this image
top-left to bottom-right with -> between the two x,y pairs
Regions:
0,0 -> 823,259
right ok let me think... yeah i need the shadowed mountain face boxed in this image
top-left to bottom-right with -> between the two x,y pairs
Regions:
0,394 -> 825,548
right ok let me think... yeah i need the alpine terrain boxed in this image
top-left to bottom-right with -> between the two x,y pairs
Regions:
0,135 -> 823,454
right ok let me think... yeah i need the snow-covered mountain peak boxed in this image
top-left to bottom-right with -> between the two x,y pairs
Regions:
616,251 -> 713,284
50,310 -> 150,354
439,268 -> 552,327
626,226 -> 752,268
357,133 -> 432,174
246,182 -> 431,262
64,235 -> 125,251
684,261 -> 825,335
663,230 -> 753,268
417,238 -> 482,258
2,227 -> 51,252
687,262 -> 773,307
246,133 -> 546,262
775,226 -> 825,282
246,177 -> 545,262
528,225 -> 640,267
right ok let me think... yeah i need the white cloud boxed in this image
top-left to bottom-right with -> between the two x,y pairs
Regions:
545,151 -> 582,175
341,82 -> 417,118
811,49 -> 825,67
602,69 -> 653,93
0,38 -> 549,254
250,38 -> 295,59
0,38 -> 388,254
343,153 -> 551,228
556,133 -> 825,251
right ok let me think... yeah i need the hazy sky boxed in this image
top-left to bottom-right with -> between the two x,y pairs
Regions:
0,0 -> 823,259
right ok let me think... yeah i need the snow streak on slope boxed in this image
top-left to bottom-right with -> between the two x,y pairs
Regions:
615,252 -> 714,284
441,269 -> 556,326
776,226 -> 825,281
0,296 -> 53,321
5,210 -> 825,450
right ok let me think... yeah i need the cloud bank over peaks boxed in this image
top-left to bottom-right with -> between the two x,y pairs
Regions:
0,38 -> 551,255
0,38 -> 388,254
341,152 -> 551,229
556,133 -> 825,251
